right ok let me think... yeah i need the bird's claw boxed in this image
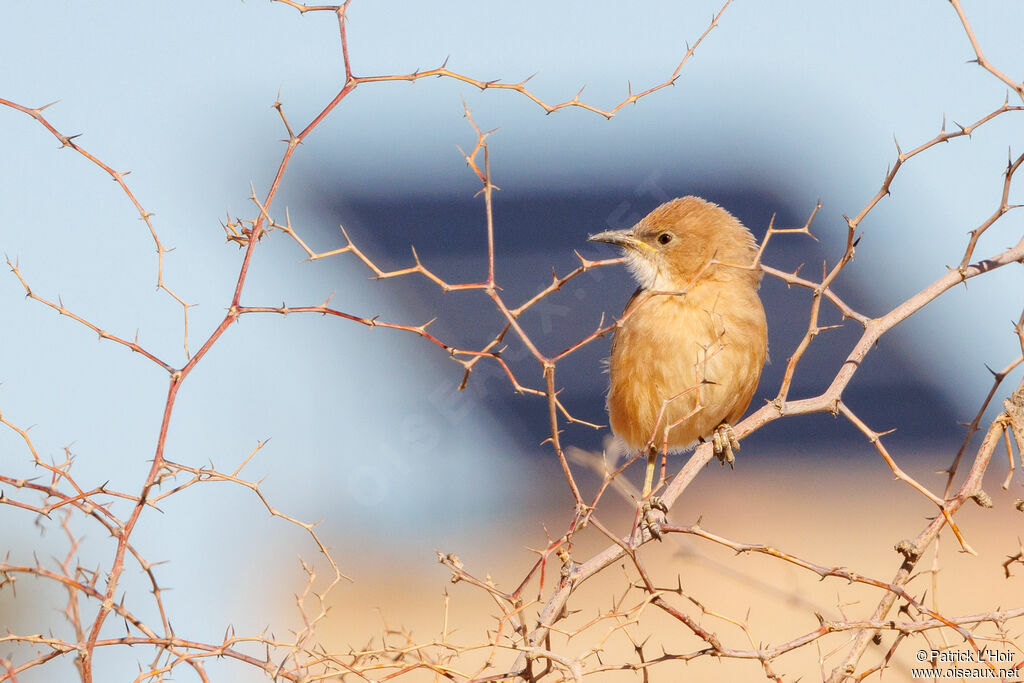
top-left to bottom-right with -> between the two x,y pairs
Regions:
647,495 -> 668,514
640,496 -> 668,542
712,423 -> 740,467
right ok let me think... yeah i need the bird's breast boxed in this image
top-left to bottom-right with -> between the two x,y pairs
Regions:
606,282 -> 767,451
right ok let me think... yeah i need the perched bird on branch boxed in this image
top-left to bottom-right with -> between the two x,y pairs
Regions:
589,196 -> 768,502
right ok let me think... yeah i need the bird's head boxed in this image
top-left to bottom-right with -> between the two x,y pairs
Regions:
588,196 -> 761,291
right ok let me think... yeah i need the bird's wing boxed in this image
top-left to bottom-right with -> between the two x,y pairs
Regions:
610,285 -> 646,359
622,285 -> 645,316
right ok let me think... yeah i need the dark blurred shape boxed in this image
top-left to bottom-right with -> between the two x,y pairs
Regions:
302,177 -> 961,460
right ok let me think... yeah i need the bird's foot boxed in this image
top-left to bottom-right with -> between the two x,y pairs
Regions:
712,423 -> 740,467
640,496 -> 668,542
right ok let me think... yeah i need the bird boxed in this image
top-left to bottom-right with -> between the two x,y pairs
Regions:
588,196 -> 768,504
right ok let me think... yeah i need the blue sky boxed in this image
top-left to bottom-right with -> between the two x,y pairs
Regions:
2,2 -> 1023,679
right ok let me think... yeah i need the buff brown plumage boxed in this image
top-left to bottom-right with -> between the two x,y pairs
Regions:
589,196 -> 768,499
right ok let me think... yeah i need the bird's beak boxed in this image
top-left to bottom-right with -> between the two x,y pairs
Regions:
588,228 -> 648,252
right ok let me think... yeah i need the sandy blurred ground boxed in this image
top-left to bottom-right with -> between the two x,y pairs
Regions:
318,445 -> 1024,682
2,440 -> 1020,682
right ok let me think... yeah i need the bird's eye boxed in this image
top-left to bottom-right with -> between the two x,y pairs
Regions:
657,232 -> 673,245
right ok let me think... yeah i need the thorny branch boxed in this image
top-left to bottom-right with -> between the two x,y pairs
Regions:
1,2 -> 736,681
3,1 -> 1024,682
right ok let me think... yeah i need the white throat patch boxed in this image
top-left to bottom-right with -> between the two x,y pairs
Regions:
624,250 -> 671,290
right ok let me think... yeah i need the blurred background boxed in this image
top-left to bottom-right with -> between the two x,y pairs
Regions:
2,1 -> 1023,680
